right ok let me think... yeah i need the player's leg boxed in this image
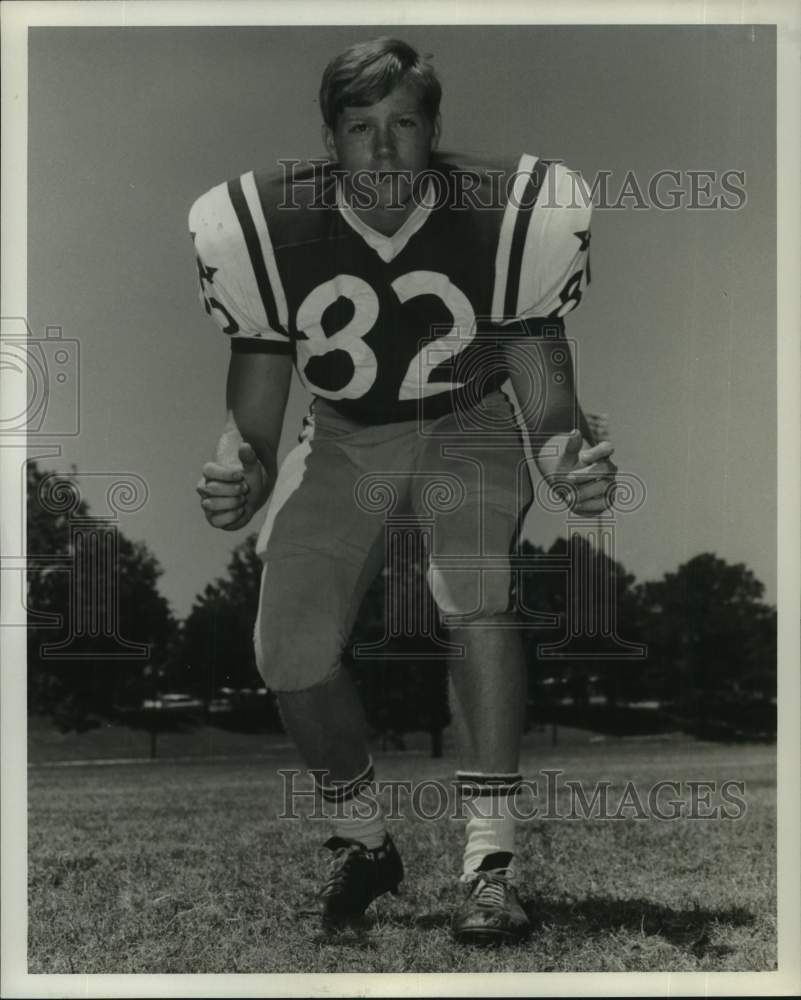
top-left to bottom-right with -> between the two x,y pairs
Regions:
254,406 -> 386,799
442,610 -> 529,895
276,672 -> 370,785
448,624 -> 527,775
257,471 -> 382,787
414,389 -> 532,942
253,403 -> 413,926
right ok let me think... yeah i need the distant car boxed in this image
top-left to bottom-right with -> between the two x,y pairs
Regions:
141,693 -> 204,712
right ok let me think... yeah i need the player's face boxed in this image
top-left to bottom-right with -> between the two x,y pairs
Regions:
323,81 -> 440,215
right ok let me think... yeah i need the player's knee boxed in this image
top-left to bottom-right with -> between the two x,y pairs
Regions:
427,562 -> 513,621
253,607 -> 343,692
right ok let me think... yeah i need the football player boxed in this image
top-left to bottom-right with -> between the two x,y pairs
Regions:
192,37 -> 616,944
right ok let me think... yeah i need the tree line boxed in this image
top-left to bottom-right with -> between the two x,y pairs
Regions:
26,461 -> 776,741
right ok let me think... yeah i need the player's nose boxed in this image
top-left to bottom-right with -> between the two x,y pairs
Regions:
371,126 -> 397,162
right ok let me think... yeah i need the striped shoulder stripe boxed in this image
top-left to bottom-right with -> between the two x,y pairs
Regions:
492,154 -> 549,323
227,172 -> 289,334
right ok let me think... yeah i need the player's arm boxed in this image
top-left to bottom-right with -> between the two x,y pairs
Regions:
225,350 -> 292,477
198,352 -> 292,531
499,160 -> 616,515
505,336 -> 616,516
189,181 -> 294,530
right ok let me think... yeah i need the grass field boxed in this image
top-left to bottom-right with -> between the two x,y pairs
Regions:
28,728 -> 776,974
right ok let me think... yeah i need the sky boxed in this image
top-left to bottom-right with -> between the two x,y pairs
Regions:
25,24 -> 776,620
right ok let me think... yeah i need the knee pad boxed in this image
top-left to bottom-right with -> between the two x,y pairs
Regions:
427,561 -> 513,622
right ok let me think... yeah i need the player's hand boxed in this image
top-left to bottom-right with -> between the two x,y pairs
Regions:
540,429 -> 617,516
584,412 -> 610,444
196,442 -> 273,531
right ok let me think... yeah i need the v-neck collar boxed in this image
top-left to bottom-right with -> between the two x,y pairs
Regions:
336,179 -> 436,263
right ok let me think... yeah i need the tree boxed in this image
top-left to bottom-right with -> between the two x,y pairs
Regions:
181,533 -> 282,730
181,533 -> 263,698
26,461 -> 177,730
637,553 -> 777,734
518,535 -> 646,712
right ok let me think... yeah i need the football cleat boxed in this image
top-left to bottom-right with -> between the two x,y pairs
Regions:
319,834 -> 403,930
452,851 -> 531,945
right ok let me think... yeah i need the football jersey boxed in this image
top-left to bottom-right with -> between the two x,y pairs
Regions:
188,153 -> 592,424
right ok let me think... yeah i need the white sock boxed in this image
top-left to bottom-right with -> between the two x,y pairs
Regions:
456,771 -> 521,880
318,757 -> 386,850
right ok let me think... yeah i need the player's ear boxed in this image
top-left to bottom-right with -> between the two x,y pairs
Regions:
322,123 -> 337,160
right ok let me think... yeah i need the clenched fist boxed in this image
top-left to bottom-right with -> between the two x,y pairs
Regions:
196,442 -> 273,531
538,428 -> 617,516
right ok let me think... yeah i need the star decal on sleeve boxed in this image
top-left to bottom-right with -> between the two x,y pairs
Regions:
196,256 -> 218,286
574,229 -> 591,252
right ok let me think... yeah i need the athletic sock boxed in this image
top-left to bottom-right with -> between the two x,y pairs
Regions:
316,757 -> 387,850
455,770 -> 522,881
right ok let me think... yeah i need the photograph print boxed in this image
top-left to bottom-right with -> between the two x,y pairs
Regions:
3,8 -> 796,996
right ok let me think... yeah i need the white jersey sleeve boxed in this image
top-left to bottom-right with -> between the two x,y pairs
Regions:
188,174 -> 291,351
492,157 -> 592,325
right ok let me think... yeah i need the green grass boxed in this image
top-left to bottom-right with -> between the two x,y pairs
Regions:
28,735 -> 776,974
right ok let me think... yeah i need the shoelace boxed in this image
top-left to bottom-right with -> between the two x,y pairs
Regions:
471,868 -> 514,908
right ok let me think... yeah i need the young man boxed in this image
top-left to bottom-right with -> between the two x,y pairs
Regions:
191,37 -> 615,944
